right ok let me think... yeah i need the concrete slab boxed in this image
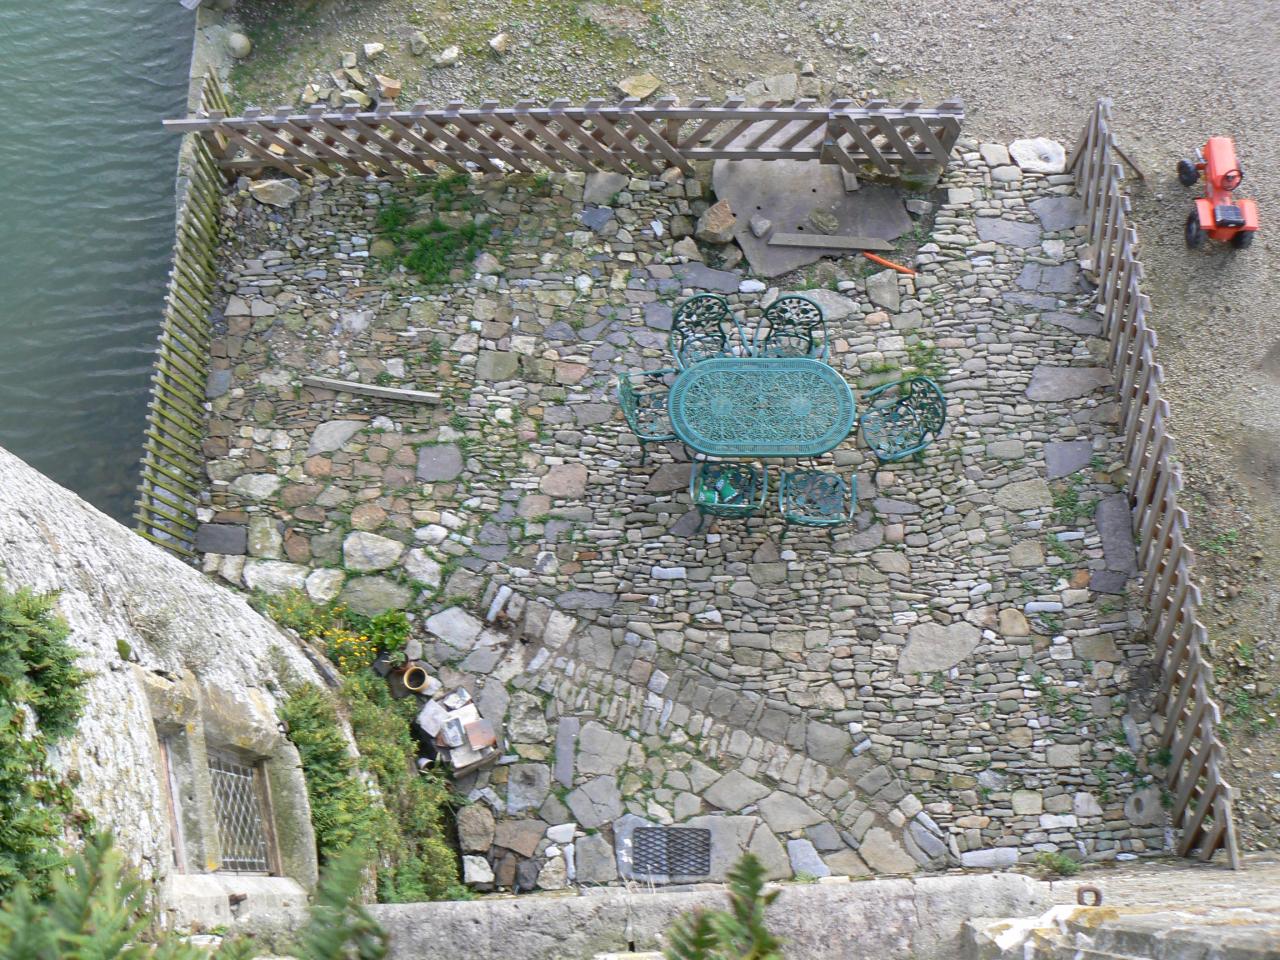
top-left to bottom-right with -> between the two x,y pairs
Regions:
712,159 -> 911,277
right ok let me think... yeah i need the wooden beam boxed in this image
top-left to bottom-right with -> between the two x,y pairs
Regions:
300,375 -> 442,404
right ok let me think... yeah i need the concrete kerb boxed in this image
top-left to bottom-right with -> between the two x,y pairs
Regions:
369,872 -> 1050,960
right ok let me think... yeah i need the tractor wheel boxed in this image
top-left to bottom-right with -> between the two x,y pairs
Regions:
1177,159 -> 1200,186
1185,212 -> 1205,248
1231,230 -> 1255,250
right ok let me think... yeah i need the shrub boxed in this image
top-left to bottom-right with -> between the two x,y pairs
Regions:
664,854 -> 783,960
0,581 -> 89,899
0,832 -> 387,959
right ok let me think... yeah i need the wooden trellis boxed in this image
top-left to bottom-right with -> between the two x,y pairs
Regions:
1071,98 -> 1239,868
133,76 -> 230,558
164,84 -> 964,181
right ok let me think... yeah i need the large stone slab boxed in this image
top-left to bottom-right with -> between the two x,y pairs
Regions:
567,776 -> 623,829
1045,440 -> 1093,479
196,523 -> 247,555
1096,493 -> 1138,574
456,803 -> 496,852
996,478 -> 1053,510
1040,311 -> 1103,336
712,159 -> 911,277
974,217 -> 1042,248
858,827 -> 916,874
574,832 -> 617,883
1009,138 -> 1066,174
1016,262 -> 1081,294
1026,366 -> 1110,401
704,770 -> 771,812
540,464 -> 588,498
342,531 -> 405,571
426,606 -> 483,649
308,419 -> 363,455
553,717 -> 580,788
1030,195 -> 1085,231
575,721 -> 631,777
673,262 -> 741,293
339,576 -> 412,615
757,791 -> 823,832
242,559 -> 309,594
787,839 -> 831,878
506,763 -> 552,814
898,621 -> 981,673
417,444 -> 464,482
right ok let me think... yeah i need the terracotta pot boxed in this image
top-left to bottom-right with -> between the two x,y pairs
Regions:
401,662 -> 431,693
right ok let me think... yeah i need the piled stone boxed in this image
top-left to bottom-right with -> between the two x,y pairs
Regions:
196,140 -> 1166,892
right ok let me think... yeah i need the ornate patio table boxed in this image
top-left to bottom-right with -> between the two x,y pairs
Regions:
667,357 -> 856,458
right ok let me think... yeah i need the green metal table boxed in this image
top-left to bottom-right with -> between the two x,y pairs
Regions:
668,357 -> 856,458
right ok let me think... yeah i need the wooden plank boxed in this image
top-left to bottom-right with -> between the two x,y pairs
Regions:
767,232 -> 894,251
300,375 -> 442,404
612,105 -> 694,175
443,101 -> 533,173
478,101 -> 567,172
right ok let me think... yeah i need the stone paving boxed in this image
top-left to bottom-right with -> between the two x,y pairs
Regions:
196,138 -> 1170,893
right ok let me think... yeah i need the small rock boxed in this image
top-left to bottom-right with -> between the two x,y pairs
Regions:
672,237 -> 702,260
341,51 -> 357,69
463,855 -> 493,885
226,32 -> 252,59
749,215 -> 772,238
434,45 -> 460,67
695,199 -> 736,244
474,251 -> 503,275
807,209 -> 840,234
616,73 -> 661,100
489,32 -> 512,55
375,75 -> 402,100
409,31 -> 429,56
866,269 -> 900,312
248,179 -> 301,208
362,42 -> 386,59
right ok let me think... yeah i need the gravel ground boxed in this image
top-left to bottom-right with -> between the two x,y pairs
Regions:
227,0 -> 1279,849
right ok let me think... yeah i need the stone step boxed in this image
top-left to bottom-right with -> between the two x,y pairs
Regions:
1065,914 -> 1280,960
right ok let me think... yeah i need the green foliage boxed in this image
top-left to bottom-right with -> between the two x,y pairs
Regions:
664,854 -> 783,960
0,833 -> 385,960
279,685 -> 381,862
1043,534 -> 1081,564
0,582 -> 89,899
375,201 -> 488,285
905,341 -> 946,379
1034,851 -> 1080,877
1051,475 -> 1093,526
1199,528 -> 1240,557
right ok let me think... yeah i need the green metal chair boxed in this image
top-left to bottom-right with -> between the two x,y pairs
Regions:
752,294 -> 828,359
778,468 -> 857,530
689,461 -> 768,520
616,368 -> 678,465
858,376 -> 947,463
670,294 -> 743,368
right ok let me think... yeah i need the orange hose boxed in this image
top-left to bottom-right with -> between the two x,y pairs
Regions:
862,251 -> 916,276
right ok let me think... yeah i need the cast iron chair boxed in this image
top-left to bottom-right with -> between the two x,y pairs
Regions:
670,294 -> 743,368
777,468 -> 857,531
857,376 -> 947,463
616,368 -> 679,465
751,294 -> 828,359
689,460 -> 768,520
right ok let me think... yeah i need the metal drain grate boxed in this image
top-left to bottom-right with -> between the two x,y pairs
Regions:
632,827 -> 711,877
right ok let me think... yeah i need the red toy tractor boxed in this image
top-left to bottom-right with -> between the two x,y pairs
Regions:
1178,137 -> 1259,249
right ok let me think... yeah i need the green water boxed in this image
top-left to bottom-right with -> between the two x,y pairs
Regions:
0,2 -> 192,520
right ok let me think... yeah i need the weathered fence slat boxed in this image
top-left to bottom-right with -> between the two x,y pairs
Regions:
1071,98 -> 1238,868
165,94 -> 965,181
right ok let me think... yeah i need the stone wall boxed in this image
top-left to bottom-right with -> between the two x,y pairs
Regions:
371,872 -> 1049,960
0,445 -> 331,929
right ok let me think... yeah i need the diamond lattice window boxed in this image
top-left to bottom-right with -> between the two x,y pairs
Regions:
632,827 -> 712,877
207,752 -> 271,873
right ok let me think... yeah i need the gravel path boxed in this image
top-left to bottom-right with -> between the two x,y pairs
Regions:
228,0 -> 1280,848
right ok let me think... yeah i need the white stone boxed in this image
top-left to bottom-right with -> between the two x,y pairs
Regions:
546,823 -> 577,844
462,855 -> 493,884
304,568 -> 345,603
248,179 -> 300,208
434,45 -> 460,67
1009,138 -> 1067,174
401,548 -> 442,587
241,560 -> 310,595
229,473 -> 281,500
342,531 -> 405,572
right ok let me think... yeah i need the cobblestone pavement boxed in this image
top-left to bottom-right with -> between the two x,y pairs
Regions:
198,141 -> 1174,892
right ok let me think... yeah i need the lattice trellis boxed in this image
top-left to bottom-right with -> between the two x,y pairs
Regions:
208,752 -> 271,873
632,827 -> 712,877
164,83 -> 963,182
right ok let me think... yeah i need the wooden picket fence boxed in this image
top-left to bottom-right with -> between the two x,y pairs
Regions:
164,84 -> 963,181
1070,99 -> 1239,867
133,76 -> 231,559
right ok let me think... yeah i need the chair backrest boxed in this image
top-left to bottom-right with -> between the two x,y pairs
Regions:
616,369 -> 676,438
868,376 -> 947,437
754,294 -> 826,357
670,294 -> 736,366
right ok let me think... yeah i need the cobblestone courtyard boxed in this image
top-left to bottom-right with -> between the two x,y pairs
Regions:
196,140 -> 1172,891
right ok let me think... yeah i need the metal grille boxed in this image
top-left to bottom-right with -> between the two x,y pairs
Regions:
632,827 -> 711,877
208,753 -> 270,873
